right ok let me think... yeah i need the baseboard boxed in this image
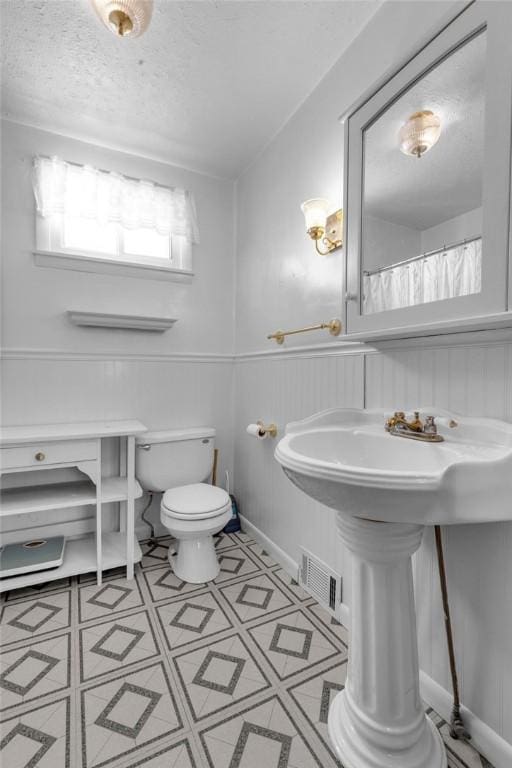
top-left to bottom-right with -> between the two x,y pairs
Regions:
238,514 -> 298,576
239,513 -> 350,628
420,671 -> 512,768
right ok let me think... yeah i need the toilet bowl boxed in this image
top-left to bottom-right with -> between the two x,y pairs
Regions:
135,427 -> 231,584
161,483 -> 231,582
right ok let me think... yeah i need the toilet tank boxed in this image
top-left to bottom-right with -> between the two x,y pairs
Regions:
135,427 -> 216,492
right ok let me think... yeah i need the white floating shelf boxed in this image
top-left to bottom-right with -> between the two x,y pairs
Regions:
0,533 -> 142,593
67,310 -> 178,332
0,477 -> 143,517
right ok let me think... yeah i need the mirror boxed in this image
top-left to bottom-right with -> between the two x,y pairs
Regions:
361,31 -> 486,315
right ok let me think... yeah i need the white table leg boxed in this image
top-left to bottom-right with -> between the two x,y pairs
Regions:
126,435 -> 135,580
119,435 -> 127,534
96,439 -> 102,587
329,514 -> 447,768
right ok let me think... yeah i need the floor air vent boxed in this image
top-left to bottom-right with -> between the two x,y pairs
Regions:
299,548 -> 342,613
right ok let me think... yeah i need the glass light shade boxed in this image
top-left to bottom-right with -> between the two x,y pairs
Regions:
301,198 -> 330,233
399,110 -> 442,158
91,0 -> 153,38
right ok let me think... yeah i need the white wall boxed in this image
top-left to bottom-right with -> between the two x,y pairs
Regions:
1,0 -> 510,760
234,1 -> 464,355
1,121 -> 235,356
420,206 -> 482,252
363,214 -> 420,271
232,0 -> 512,760
362,207 -> 483,272
234,350 -> 364,586
0,121 -> 236,536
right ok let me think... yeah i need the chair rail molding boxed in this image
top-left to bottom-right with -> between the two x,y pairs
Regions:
0,348 -> 234,363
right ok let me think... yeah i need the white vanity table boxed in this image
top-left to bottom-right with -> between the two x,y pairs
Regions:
0,419 -> 147,592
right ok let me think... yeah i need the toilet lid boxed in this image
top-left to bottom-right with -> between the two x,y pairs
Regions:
162,483 -> 230,518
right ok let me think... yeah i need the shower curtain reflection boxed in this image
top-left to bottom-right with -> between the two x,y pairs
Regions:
363,238 -> 482,314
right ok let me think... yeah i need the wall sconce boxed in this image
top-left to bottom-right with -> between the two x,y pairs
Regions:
399,110 -> 441,158
301,198 -> 343,255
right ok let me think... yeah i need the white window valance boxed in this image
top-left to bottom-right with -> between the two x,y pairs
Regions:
32,155 -> 200,244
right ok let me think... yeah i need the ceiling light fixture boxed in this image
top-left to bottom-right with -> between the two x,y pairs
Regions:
301,198 -> 343,255
91,0 -> 153,39
399,110 -> 442,158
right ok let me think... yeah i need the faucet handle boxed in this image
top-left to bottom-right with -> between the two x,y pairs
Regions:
424,416 -> 437,434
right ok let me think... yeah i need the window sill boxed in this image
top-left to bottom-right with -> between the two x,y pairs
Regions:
33,249 -> 194,282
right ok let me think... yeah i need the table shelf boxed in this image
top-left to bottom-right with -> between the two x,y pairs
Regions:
0,477 -> 143,517
0,532 -> 142,593
0,420 -> 146,586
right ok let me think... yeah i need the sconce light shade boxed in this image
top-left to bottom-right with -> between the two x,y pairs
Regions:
91,0 -> 153,38
301,198 -> 330,239
399,110 -> 441,158
301,199 -> 343,255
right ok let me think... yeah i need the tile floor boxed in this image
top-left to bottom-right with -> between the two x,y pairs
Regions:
0,531 -> 493,768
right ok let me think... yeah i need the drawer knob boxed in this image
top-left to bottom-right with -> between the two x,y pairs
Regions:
35,451 -> 46,461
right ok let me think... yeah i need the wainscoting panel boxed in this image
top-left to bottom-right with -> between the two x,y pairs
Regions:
1,356 -> 234,540
233,351 -> 365,588
365,339 -> 512,746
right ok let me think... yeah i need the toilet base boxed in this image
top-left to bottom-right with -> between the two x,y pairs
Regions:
169,535 -> 220,583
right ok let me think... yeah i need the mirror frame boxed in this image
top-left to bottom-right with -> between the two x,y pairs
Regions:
342,1 -> 512,339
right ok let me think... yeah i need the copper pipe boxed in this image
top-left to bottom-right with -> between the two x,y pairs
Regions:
434,525 -> 470,741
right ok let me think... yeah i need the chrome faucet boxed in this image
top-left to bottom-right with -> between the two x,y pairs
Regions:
385,411 -> 444,442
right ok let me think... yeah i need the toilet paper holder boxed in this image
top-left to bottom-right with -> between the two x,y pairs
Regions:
256,421 -> 278,438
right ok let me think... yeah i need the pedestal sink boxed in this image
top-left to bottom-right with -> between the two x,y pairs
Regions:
274,408 -> 512,768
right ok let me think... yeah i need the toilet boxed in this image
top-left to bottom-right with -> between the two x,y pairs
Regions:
135,427 -> 231,583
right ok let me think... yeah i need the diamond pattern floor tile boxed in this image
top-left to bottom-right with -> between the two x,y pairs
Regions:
139,538 -> 175,570
272,568 -> 311,603
0,591 -> 71,646
246,542 -> 278,569
142,565 -> 207,603
79,609 -> 160,682
79,578 -> 144,624
0,632 -> 70,711
248,609 -> 343,680
81,662 -> 183,768
213,547 -> 260,584
213,533 -> 241,552
287,662 -> 347,764
0,696 -> 70,767
219,573 -> 293,623
199,694 -> 327,768
3,578 -> 72,603
0,532 -> 497,768
156,591 -> 234,651
174,633 -> 271,721
120,737 -> 198,768
305,604 -> 349,648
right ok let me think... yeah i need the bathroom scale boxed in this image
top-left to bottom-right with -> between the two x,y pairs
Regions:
0,536 -> 66,578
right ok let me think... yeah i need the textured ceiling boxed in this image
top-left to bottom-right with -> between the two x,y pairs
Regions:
364,30 -> 485,231
1,0 -> 380,178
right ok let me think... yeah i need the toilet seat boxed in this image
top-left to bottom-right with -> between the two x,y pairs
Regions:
162,483 -> 231,521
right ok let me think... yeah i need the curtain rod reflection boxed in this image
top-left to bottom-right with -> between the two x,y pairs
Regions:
363,235 -> 482,277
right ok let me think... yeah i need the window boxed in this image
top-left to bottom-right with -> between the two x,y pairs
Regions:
32,156 -> 199,274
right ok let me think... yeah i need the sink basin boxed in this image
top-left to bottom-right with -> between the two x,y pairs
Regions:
274,408 -> 512,768
275,407 -> 512,524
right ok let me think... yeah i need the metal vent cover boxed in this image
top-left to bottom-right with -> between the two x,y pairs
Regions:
299,547 -> 342,614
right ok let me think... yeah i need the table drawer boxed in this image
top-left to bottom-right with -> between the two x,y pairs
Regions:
1,439 -> 98,471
